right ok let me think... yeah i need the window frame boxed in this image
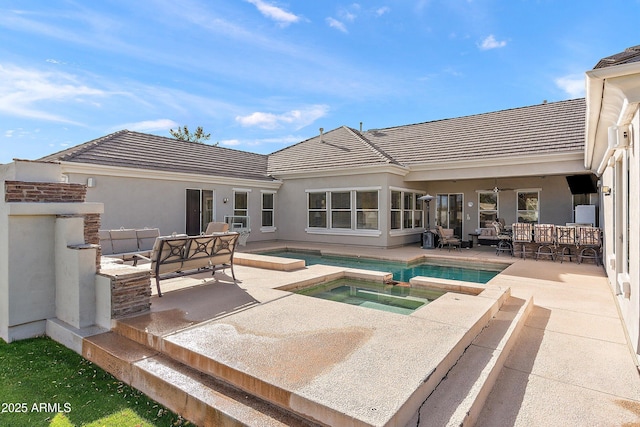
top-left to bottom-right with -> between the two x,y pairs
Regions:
260,190 -> 276,232
306,187 -> 381,236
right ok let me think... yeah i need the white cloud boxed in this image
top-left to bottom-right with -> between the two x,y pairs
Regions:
4,130 -> 14,137
118,119 -> 179,132
236,105 -> 329,130
246,0 -> 300,26
479,35 -> 507,50
0,63 -> 106,124
555,75 -> 585,98
326,17 -> 347,33
376,7 -> 391,16
220,139 -> 241,146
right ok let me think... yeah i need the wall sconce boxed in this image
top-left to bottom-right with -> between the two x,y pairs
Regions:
87,177 -> 96,188
223,197 -> 229,204
601,186 -> 611,196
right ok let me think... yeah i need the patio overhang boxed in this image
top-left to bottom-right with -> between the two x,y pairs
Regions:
403,151 -> 585,182
585,61 -> 640,174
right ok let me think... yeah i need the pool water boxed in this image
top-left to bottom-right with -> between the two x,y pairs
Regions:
297,278 -> 446,315
262,250 -> 502,283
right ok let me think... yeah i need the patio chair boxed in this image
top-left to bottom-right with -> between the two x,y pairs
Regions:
576,226 -> 602,265
204,221 -> 229,234
555,226 -> 576,263
492,221 -> 512,256
534,224 -> 555,261
511,222 -> 533,259
436,226 -> 461,251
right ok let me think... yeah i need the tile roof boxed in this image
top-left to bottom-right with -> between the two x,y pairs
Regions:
39,130 -> 272,181
362,98 -> 586,165
267,126 -> 401,175
593,45 -> 640,69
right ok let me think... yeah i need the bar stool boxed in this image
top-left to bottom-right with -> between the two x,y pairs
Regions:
577,226 -> 602,265
492,221 -> 512,256
555,226 -> 576,263
511,222 -> 533,259
533,224 -> 556,261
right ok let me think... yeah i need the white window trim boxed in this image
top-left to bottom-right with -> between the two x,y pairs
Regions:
390,188 -> 425,232
306,187 -> 381,233
260,190 -> 276,232
516,189 -> 541,224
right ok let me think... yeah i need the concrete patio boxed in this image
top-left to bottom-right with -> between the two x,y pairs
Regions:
77,242 -> 640,426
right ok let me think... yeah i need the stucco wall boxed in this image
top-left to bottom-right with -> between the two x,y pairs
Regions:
65,172 -> 279,242
423,175 -> 579,236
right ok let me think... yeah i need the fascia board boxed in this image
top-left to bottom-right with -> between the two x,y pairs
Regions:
585,62 -> 640,172
269,164 -> 409,179
404,152 -> 585,181
407,151 -> 584,172
58,162 -> 282,190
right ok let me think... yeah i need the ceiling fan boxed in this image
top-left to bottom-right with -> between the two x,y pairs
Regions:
483,179 -> 515,193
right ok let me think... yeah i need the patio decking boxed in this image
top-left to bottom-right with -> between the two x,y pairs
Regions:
79,242 -> 640,426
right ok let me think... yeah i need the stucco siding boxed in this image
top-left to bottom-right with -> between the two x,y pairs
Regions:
66,172 -> 279,242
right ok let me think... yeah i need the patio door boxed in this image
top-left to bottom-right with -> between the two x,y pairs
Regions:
186,189 -> 214,235
436,193 -> 463,237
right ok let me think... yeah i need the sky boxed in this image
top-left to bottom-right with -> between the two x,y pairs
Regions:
1,0 -> 639,164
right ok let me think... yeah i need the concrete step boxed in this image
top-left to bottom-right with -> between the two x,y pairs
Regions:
413,295 -> 533,427
83,331 -> 319,427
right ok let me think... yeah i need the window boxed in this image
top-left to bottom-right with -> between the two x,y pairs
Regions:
261,192 -> 274,228
356,191 -> 378,229
308,192 -> 327,228
331,192 -> 351,228
390,189 -> 424,231
234,191 -> 248,217
391,191 -> 402,229
308,189 -> 380,231
478,192 -> 498,228
517,191 -> 539,223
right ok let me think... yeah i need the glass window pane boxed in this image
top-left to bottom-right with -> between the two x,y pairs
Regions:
309,193 -> 326,209
262,193 -> 273,209
309,211 -> 326,227
518,192 -> 538,210
331,211 -> 351,228
391,211 -> 401,229
357,212 -> 378,229
356,191 -> 378,209
403,193 -> 414,210
479,192 -> 497,210
234,192 -> 247,209
480,211 -> 497,226
391,191 -> 401,209
403,211 -> 413,228
331,192 -> 351,209
262,211 -> 273,227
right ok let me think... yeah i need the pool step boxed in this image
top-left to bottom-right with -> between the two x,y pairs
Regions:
82,331 -> 319,427
413,295 -> 533,427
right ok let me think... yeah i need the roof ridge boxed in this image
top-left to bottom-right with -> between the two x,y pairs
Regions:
367,98 -> 585,133
343,126 -> 401,165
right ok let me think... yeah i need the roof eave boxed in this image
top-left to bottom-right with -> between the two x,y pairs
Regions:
269,163 -> 409,180
585,61 -> 640,172
56,161 -> 282,189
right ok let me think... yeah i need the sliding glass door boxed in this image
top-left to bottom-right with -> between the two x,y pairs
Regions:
436,193 -> 463,237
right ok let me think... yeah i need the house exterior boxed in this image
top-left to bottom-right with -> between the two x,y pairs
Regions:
2,45 -> 639,365
585,45 -> 640,362
38,97 -> 590,249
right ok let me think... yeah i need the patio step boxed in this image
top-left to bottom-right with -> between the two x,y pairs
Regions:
413,295 -> 533,427
82,331 -> 319,427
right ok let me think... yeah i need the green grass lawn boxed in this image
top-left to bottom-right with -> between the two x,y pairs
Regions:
0,336 -> 191,426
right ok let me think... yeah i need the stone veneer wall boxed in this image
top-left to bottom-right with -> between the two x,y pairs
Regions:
4,181 -> 87,203
109,270 -> 152,318
84,213 -> 101,269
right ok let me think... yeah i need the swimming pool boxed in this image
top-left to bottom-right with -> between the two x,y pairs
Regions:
297,278 -> 446,315
262,249 -> 503,283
